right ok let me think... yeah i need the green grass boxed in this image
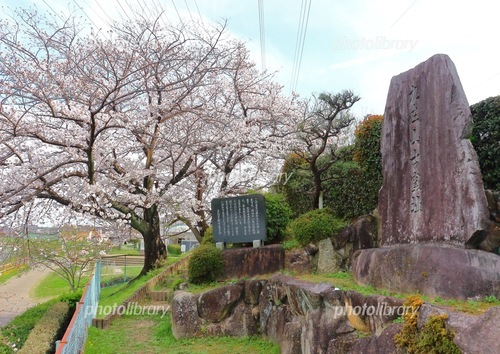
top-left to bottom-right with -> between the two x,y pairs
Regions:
101,265 -> 142,281
108,244 -> 141,256
85,314 -> 280,354
296,271 -> 401,297
96,267 -> 166,318
0,266 -> 28,285
1,298 -> 59,353
296,271 -> 500,314
30,272 -> 86,299
431,295 -> 500,314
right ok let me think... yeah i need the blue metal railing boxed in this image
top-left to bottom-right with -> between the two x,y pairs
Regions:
56,260 -> 101,354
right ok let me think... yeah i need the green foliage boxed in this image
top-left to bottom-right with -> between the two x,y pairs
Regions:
470,96 -> 500,190
264,192 -> 293,242
394,296 -> 460,354
171,277 -> 185,291
188,244 -> 224,284
100,275 -> 133,288
86,313 -> 280,353
128,238 -> 141,249
1,299 -> 58,352
167,244 -> 182,256
279,153 -> 314,217
0,343 -> 11,354
279,117 -> 383,220
19,302 -> 70,354
484,295 -> 499,303
287,208 -> 345,246
413,315 -> 460,354
325,160 -> 377,219
282,239 -> 300,250
353,115 -> 383,171
201,226 -> 214,245
59,290 -> 83,310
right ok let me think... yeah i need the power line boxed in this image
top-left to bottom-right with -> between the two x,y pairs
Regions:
171,0 -> 184,24
391,0 -> 419,28
184,0 -> 194,22
290,0 -> 311,93
116,0 -> 134,23
72,0 -> 99,30
294,0 -> 311,91
290,0 -> 305,90
258,0 -> 266,72
83,0 -> 114,28
42,0 -> 65,22
193,0 -> 204,25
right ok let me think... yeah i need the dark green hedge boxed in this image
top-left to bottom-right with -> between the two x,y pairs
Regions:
188,244 -> 224,284
167,244 -> 182,256
471,96 -> 500,190
287,208 -> 345,246
264,192 -> 293,242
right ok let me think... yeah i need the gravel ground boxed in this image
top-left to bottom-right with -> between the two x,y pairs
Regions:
0,267 -> 52,327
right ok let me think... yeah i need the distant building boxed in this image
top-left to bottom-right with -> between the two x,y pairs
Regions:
163,221 -> 199,252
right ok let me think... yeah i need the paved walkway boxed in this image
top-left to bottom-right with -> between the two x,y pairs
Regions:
0,267 -> 52,327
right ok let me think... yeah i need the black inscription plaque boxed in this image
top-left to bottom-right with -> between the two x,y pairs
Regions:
211,194 -> 267,243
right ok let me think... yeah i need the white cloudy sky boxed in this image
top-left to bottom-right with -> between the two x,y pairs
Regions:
1,0 -> 499,118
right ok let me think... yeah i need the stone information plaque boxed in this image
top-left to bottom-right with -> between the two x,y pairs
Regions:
211,194 -> 267,244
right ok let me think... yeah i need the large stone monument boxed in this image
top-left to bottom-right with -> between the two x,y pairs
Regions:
353,54 -> 500,299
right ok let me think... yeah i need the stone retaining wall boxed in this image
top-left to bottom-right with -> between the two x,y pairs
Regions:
171,274 -> 500,354
171,274 -> 404,353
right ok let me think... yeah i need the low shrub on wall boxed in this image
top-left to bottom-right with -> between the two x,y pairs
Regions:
18,301 -> 70,354
1,299 -> 59,353
167,244 -> 182,256
287,208 -> 345,246
188,244 -> 224,284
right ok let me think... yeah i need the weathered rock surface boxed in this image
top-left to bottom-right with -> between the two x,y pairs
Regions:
418,304 -> 500,354
481,189 -> 500,253
340,214 -> 378,252
222,244 -> 284,279
197,284 -> 242,323
170,275 -> 499,353
171,275 -> 400,353
284,248 -> 312,273
328,323 -> 404,354
171,291 -> 201,338
379,53 -> 490,246
344,291 -> 404,334
317,238 -> 343,273
243,279 -> 263,305
352,245 -> 500,299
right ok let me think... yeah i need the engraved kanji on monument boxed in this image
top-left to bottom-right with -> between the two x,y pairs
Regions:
379,54 -> 490,246
211,194 -> 267,247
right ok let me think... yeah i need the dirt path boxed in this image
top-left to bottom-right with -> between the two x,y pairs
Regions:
0,267 -> 52,327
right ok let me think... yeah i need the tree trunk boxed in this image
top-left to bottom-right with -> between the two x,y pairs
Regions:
139,205 -> 167,276
311,161 -> 322,209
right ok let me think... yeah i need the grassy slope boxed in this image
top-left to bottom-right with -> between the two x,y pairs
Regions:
85,314 -> 279,354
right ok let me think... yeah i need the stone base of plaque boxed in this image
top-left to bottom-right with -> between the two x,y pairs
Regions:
352,244 -> 500,300
221,244 -> 284,279
216,242 -> 225,250
253,240 -> 263,248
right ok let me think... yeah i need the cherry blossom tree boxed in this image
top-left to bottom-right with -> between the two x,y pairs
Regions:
0,9 -> 296,274
173,47 -> 300,241
0,226 -> 110,293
